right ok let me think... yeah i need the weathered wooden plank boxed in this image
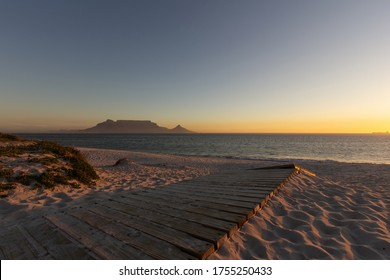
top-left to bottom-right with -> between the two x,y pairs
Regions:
248,167 -> 296,172
137,188 -> 260,209
250,169 -> 295,173
94,197 -> 238,236
165,183 -> 276,197
16,224 -> 52,259
250,164 -> 296,170
166,190 -> 259,209
24,220 -> 96,260
163,184 -> 273,200
110,195 -> 247,226
189,178 -> 289,187
119,191 -> 253,215
84,205 -> 218,259
151,186 -> 266,204
175,179 -> 284,187
0,225 -> 39,259
151,186 -> 264,202
70,209 -> 198,259
181,204 -> 249,227
192,178 -> 288,184
201,200 -> 257,220
91,200 -> 227,247
193,171 -> 294,181
176,184 -> 281,196
206,168 -> 294,174
46,214 -> 154,260
190,174 -> 288,181
178,179 -> 286,188
191,171 -> 295,181
195,176 -> 291,182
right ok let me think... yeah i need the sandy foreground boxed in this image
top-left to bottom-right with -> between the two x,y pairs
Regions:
210,161 -> 390,259
1,147 -> 390,259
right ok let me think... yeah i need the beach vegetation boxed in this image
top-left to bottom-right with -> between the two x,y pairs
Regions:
30,141 -> 98,185
0,182 -> 15,197
65,159 -> 98,185
70,182 -> 81,189
0,133 -> 21,142
35,171 -> 58,189
0,167 -> 14,179
28,156 -> 59,165
0,145 -> 32,157
13,169 -> 72,189
15,173 -> 35,186
33,141 -> 74,157
0,133 -> 99,190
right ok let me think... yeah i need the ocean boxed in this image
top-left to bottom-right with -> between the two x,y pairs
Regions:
18,133 -> 390,164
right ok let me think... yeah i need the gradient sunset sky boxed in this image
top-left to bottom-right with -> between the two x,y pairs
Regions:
1,0 -> 389,133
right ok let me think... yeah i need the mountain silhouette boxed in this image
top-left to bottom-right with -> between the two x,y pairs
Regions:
81,119 -> 194,133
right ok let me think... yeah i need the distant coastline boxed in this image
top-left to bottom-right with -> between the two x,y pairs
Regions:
372,131 -> 389,134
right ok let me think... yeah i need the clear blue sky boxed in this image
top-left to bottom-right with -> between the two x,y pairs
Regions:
1,0 -> 389,132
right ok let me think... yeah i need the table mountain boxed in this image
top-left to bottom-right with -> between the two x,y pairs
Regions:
82,119 -> 194,133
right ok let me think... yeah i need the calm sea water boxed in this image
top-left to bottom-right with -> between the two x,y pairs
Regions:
18,133 -> 390,164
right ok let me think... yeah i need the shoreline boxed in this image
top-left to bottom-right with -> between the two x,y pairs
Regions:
76,145 -> 390,166
71,144 -> 390,166
1,147 -> 389,259
13,132 -> 390,166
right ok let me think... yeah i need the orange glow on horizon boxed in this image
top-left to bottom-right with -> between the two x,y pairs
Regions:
187,118 -> 390,134
2,117 -> 389,134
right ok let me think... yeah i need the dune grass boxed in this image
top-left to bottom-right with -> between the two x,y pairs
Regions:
0,133 -> 99,196
0,133 -> 21,142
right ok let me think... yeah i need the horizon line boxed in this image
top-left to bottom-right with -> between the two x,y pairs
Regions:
8,131 -> 387,135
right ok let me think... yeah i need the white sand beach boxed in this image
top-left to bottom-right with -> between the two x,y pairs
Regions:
1,147 -> 389,259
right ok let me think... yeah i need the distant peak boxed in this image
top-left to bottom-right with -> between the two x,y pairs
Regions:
170,124 -> 193,133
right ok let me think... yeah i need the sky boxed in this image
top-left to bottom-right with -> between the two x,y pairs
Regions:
0,0 -> 389,133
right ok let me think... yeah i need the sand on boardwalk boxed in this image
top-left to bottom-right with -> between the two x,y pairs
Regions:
1,147 -> 389,259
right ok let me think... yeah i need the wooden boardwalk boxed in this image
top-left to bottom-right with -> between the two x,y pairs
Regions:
0,164 -> 301,260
